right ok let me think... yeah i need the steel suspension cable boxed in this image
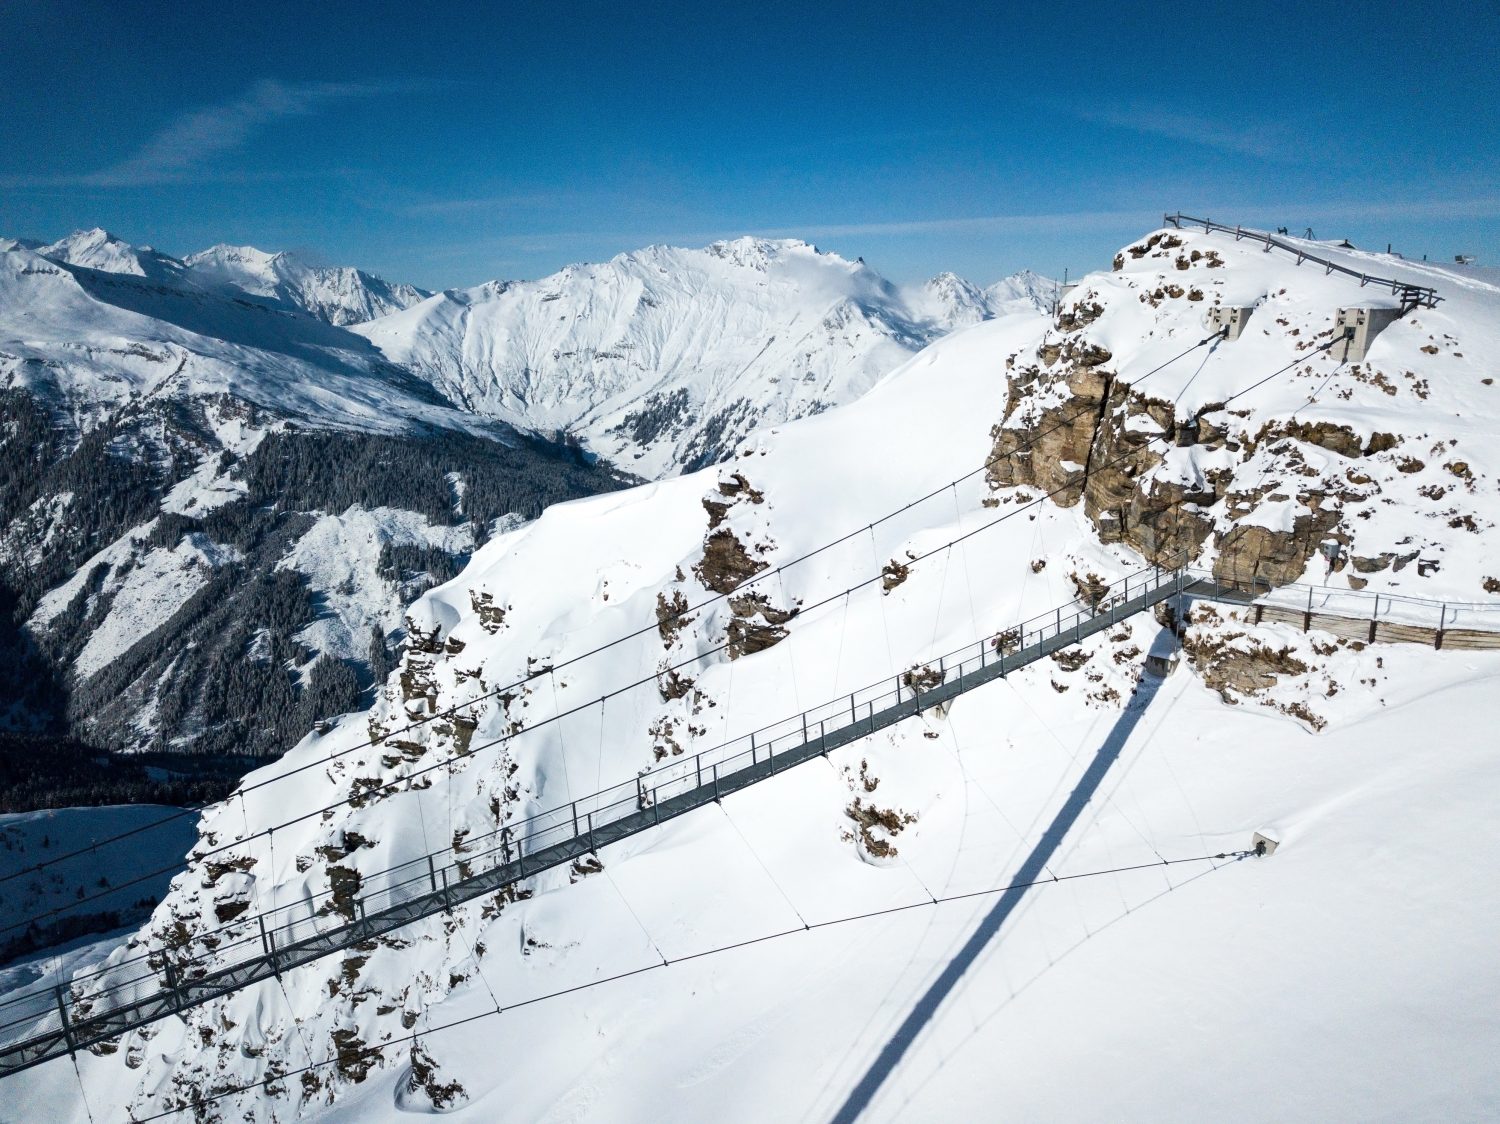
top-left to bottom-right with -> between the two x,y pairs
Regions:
128,847 -> 1256,1122
1,331 -> 1226,892
1,332 -> 1309,945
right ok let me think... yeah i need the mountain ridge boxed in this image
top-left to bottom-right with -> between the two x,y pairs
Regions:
352,236 -> 1052,476
10,222 -> 1497,1120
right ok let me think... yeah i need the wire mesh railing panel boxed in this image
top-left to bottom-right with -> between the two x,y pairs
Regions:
0,558 -> 1200,1071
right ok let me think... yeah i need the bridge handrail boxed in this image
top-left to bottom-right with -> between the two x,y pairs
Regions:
5,556 -> 1496,1071
0,556 -> 1195,1058
1182,568 -> 1500,631
1162,214 -> 1441,309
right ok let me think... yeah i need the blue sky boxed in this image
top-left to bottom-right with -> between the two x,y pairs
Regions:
1,0 -> 1495,290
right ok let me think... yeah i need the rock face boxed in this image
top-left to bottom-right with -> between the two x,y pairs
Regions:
982,227 -> 1496,594
986,353 -> 1218,568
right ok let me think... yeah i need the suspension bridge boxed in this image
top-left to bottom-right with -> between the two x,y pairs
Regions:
0,560 -> 1236,1075
0,239 -> 1481,1085
5,554 -> 1494,1077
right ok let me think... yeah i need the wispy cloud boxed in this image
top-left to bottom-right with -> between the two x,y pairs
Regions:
1,79 -> 393,188
1062,102 -> 1296,160
408,208 -> 1162,268
400,193 -> 570,217
747,208 -> 1158,240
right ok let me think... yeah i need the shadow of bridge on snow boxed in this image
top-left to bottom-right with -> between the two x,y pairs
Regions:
829,668 -> 1167,1123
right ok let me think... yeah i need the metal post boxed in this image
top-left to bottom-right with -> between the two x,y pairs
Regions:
427,854 -> 439,892
1436,603 -> 1446,650
571,801 -> 579,837
258,914 -> 280,977
439,866 -> 453,912
849,693 -> 857,724
587,811 -> 596,854
1369,594 -> 1379,644
501,826 -> 513,864
53,987 -> 76,1055
695,755 -> 702,789
750,732 -> 757,765
712,761 -> 721,802
162,958 -> 183,1013
1304,585 -> 1313,631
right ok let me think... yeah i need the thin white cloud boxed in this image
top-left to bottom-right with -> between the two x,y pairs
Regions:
410,196 -> 1500,279
1063,102 -> 1294,160
1,79 -> 391,188
401,193 -> 569,217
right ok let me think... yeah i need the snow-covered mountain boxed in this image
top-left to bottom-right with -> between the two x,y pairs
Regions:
31,228 -> 431,327
17,225 -> 1500,1120
0,235 -> 622,767
0,228 -> 1029,778
353,238 -> 1051,477
913,268 -> 1056,326
37,228 -> 189,285
183,244 -> 431,327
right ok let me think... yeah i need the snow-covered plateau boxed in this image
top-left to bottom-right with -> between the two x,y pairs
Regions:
8,225 -> 1500,1121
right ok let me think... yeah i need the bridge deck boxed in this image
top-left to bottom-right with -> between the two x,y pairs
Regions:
1,563 -> 1493,1076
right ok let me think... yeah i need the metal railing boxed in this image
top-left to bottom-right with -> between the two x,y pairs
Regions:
3,557 -> 1494,1076
0,556 -> 1199,1077
1183,568 -> 1500,634
1162,214 -> 1441,309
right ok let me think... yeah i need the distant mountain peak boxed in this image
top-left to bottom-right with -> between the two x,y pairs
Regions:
40,227 -> 186,281
353,239 -> 1051,478
183,241 -> 430,326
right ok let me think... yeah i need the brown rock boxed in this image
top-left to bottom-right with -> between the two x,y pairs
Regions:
1212,502 -> 1341,589
694,529 -> 767,594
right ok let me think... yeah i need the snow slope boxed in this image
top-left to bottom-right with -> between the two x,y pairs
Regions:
13,226 -> 1500,1121
353,238 -> 1050,477
183,244 -> 430,327
0,806 -> 197,967
0,240 -> 478,438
